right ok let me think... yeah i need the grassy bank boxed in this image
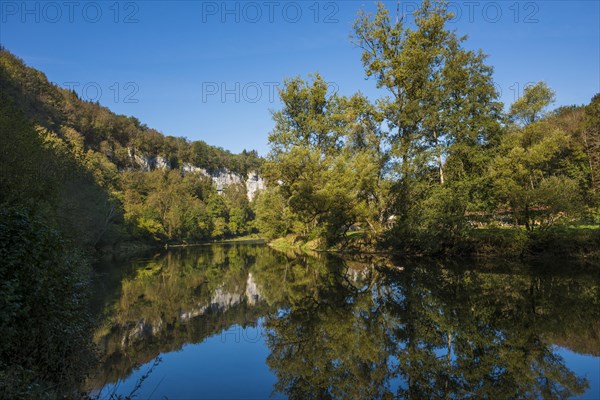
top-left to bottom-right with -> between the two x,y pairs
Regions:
268,236 -> 325,255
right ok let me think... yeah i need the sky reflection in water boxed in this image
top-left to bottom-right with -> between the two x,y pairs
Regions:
89,245 -> 600,400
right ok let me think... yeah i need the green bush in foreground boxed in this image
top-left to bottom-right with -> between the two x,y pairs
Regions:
0,209 -> 95,399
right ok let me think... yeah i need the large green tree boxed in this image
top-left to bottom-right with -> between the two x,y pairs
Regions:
264,75 -> 392,246
352,0 -> 502,248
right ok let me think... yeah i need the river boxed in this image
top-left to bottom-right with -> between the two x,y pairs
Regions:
87,244 -> 600,399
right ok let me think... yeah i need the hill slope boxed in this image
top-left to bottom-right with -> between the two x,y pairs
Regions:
0,47 -> 263,248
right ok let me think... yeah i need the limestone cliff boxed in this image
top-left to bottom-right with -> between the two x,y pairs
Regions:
130,150 -> 265,200
127,148 -> 171,171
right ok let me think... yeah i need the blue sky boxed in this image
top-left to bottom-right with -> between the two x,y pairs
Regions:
1,0 -> 598,155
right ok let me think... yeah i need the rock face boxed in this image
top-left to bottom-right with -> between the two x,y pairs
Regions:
128,148 -> 170,171
181,163 -> 205,174
245,172 -> 265,201
131,151 -> 265,200
197,168 -> 265,200
207,168 -> 244,193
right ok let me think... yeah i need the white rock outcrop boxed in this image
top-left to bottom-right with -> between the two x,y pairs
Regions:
245,172 -> 265,201
180,164 -> 264,200
128,148 -> 170,171
130,150 -> 265,200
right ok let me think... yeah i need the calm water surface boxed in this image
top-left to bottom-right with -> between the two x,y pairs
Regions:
88,244 -> 600,399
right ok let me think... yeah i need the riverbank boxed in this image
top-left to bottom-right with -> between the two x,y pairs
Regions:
266,226 -> 600,263
466,226 -> 600,260
95,234 -> 267,257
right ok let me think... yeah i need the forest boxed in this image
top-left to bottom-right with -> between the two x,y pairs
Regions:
255,2 -> 599,256
0,45 -> 259,397
0,0 -> 598,397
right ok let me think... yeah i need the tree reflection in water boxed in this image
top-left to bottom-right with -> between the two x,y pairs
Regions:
90,245 -> 599,399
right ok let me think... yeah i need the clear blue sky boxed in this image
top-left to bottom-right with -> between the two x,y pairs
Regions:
1,1 -> 598,155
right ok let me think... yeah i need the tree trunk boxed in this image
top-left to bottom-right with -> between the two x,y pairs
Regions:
438,146 -> 445,185
435,131 -> 445,185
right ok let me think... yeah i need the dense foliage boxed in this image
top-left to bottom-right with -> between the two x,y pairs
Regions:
122,171 -> 254,241
0,45 -> 260,175
0,46 -> 260,247
0,96 -> 97,398
0,45 -> 258,396
255,1 -> 600,254
0,210 -> 95,399
0,0 -> 598,395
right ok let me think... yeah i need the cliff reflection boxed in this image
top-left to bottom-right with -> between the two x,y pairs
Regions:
89,245 -> 279,388
89,246 -> 599,399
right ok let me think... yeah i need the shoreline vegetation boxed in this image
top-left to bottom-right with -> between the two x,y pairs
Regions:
109,225 -> 600,267
265,227 -> 600,262
106,223 -> 600,264
251,1 -> 599,262
0,0 -> 598,398
1,2 -> 598,264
